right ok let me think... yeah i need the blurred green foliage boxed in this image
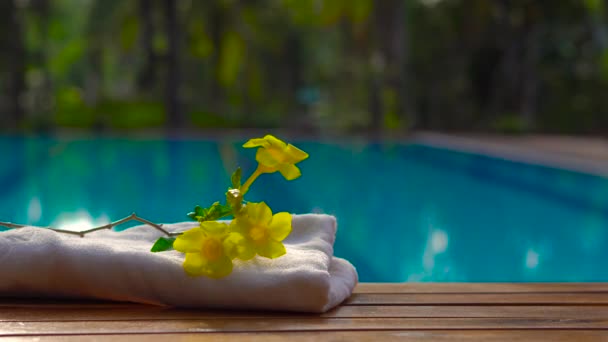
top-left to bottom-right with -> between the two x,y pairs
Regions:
491,115 -> 530,135
1,0 -> 607,134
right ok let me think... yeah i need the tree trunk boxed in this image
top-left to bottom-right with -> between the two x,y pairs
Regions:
208,2 -> 224,116
25,0 -> 52,130
486,0 -> 511,121
7,0 -> 26,128
520,25 -> 540,129
371,0 -> 410,133
164,0 -> 182,128
387,0 -> 411,128
85,47 -> 102,131
284,30 -> 302,128
369,4 -> 386,133
369,74 -> 383,132
138,0 -> 157,92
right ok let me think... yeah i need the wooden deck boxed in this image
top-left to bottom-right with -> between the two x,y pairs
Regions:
1,283 -> 608,341
414,133 -> 608,177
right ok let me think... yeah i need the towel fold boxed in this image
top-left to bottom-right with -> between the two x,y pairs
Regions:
0,214 -> 357,313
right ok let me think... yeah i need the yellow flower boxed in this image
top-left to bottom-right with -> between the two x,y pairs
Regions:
230,202 -> 292,259
173,221 -> 235,278
243,135 -> 309,181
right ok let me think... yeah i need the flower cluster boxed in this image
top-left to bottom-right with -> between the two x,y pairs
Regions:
151,135 -> 308,278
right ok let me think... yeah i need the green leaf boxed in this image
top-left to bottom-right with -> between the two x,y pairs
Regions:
585,0 -> 603,12
120,15 -> 139,52
189,202 -> 233,222
218,30 -> 244,87
187,205 -> 208,221
350,0 -> 372,24
231,167 -> 242,189
150,237 -> 176,252
189,21 -> 214,59
196,205 -> 207,217
204,202 -> 233,221
49,39 -> 85,77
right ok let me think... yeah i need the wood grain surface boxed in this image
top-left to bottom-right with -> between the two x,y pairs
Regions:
1,283 -> 607,341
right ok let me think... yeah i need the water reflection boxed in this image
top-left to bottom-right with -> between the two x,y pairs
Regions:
27,196 -> 42,224
52,210 -> 110,232
423,229 -> 448,270
407,218 -> 455,282
431,230 -> 448,253
1,136 -> 608,282
525,249 -> 540,269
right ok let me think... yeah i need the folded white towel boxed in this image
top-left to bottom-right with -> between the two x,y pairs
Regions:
0,214 -> 357,313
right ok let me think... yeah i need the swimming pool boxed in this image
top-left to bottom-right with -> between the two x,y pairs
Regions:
2,135 -> 608,282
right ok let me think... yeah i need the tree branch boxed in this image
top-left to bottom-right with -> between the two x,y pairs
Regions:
0,213 -> 183,238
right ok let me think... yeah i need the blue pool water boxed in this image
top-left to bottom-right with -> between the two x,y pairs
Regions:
2,135 -> 608,282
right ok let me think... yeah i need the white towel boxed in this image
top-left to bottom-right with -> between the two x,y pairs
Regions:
0,214 -> 358,313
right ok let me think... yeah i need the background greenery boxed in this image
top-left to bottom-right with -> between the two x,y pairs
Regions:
1,0 -> 607,134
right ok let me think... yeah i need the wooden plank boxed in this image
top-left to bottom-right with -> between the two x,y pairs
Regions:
3,283 -> 607,309
346,293 -> 608,305
355,283 -> 608,294
2,305 -> 608,321
322,305 -> 608,319
0,298 -> 143,309
1,317 -> 608,335
2,283 -> 606,309
2,330 -> 606,342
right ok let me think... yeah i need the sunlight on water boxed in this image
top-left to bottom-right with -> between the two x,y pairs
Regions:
26,196 -> 42,224
2,137 -> 608,281
431,230 -> 448,253
525,249 -> 540,269
52,210 -> 110,232
408,226 -> 452,282
422,228 -> 449,271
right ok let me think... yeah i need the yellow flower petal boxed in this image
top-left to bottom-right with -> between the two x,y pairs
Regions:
243,138 -> 269,148
244,134 -> 308,184
204,255 -> 234,279
228,217 -> 247,235
285,144 -> 309,163
223,232 -> 256,261
246,202 -> 273,225
200,221 -> 229,237
263,134 -> 287,149
201,237 -> 224,261
256,147 -> 282,169
183,252 -> 208,276
268,212 -> 292,241
183,252 -> 233,278
256,239 -> 286,259
277,163 -> 301,180
257,163 -> 278,174
174,227 -> 205,253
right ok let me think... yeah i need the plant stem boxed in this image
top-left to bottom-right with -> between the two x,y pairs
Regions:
240,167 -> 263,195
0,213 -> 183,238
